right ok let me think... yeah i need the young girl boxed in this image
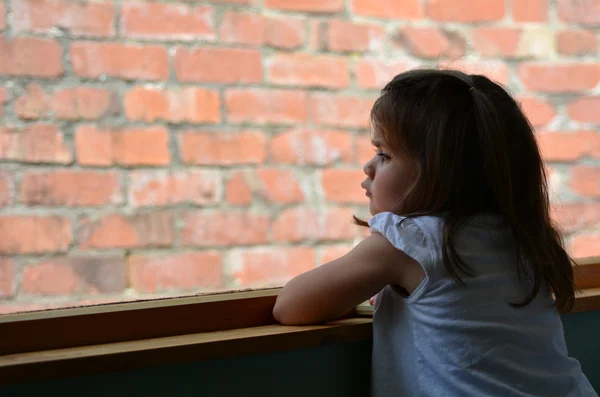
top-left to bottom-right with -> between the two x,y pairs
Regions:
273,69 -> 597,396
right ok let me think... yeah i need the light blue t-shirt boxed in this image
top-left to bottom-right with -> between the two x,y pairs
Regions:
369,212 -> 597,397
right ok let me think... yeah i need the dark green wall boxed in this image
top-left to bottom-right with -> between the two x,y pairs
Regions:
561,311 -> 600,391
3,311 -> 598,397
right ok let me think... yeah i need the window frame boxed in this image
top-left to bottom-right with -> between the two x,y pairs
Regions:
0,257 -> 598,385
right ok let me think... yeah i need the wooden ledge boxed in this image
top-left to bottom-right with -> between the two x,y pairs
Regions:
0,257 -> 597,385
572,288 -> 600,313
0,318 -> 373,385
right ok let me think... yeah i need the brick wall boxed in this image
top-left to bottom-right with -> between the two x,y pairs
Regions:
0,0 -> 599,314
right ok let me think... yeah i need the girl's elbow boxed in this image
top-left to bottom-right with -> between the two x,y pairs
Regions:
272,300 -> 295,325
272,296 -> 310,325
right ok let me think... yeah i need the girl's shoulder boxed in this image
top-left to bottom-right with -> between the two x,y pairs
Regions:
367,212 -> 443,276
368,211 -> 512,278
367,211 -> 445,245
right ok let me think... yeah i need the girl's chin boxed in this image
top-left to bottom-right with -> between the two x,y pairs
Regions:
368,203 -> 379,216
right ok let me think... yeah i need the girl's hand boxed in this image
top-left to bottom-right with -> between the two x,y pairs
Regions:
369,296 -> 375,306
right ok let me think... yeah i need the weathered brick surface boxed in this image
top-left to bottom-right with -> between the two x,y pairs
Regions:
0,0 -> 598,314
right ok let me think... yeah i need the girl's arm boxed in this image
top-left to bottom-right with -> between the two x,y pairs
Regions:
272,232 -> 422,325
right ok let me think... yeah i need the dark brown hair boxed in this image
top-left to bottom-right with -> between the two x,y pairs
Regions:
355,68 -> 576,313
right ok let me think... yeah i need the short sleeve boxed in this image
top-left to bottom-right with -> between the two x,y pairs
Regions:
368,212 -> 434,299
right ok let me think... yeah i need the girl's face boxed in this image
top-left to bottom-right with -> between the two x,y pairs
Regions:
361,136 -> 417,216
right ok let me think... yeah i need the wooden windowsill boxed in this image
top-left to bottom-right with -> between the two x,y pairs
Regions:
0,317 -> 374,385
1,287 -> 599,385
0,257 -> 598,385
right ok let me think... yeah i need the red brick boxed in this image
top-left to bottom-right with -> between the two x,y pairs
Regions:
225,169 -> 305,205
267,53 -> 349,89
394,27 -> 465,58
206,0 -> 252,3
519,63 -> 600,93
551,202 -> 600,233
15,84 -> 50,119
518,96 -> 556,126
181,211 -> 270,247
124,87 -> 220,123
220,11 -> 264,46
327,20 -> 385,53
129,170 -> 221,207
265,0 -> 343,13
22,255 -> 126,295
0,215 -> 72,254
321,169 -> 367,204
439,60 -> 510,85
513,0 -> 548,22
232,247 -> 315,287
75,125 -> 170,166
0,259 -> 15,298
352,0 -> 422,19
16,85 -> 118,120
558,0 -> 600,26
273,207 -> 355,242
174,47 -> 262,83
557,30 -> 597,56
571,234 -> 600,258
122,2 -> 213,41
0,124 -> 72,164
79,212 -> 173,250
537,131 -> 600,161
472,27 -> 554,59
111,127 -> 170,166
71,42 -> 168,80
179,130 -> 266,165
270,128 -> 353,165
567,97 -> 600,124
129,252 -> 222,293
75,124 -> 112,166
472,28 -> 519,57
226,89 -> 307,125
355,59 -> 418,90
226,172 -> 253,205
219,12 -> 305,49
356,134 -> 374,165
256,169 -> 304,204
53,87 -> 119,120
267,16 -> 305,49
427,0 -> 505,21
308,20 -> 324,51
20,170 -> 122,207
14,0 -> 115,36
310,93 -> 375,128
0,172 -> 13,206
0,37 -> 63,78
570,166 -> 600,197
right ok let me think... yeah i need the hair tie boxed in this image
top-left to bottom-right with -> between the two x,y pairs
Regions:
469,87 -> 475,92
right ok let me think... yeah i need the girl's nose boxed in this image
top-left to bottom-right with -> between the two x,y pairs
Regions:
363,157 -> 375,178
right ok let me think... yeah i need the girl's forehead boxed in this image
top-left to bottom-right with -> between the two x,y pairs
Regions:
369,127 -> 384,147
371,137 -> 383,147
369,122 -> 389,147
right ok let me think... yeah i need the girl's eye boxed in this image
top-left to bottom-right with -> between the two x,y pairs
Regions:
376,151 -> 391,162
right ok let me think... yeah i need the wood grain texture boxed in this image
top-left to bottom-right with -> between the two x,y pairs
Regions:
0,318 -> 373,384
